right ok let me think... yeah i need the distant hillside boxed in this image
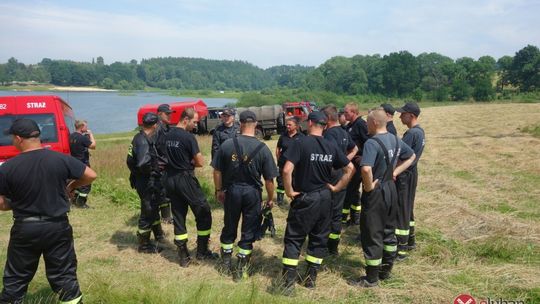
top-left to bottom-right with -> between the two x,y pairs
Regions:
1,44 -> 539,102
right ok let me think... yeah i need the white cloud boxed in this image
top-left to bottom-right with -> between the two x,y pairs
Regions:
0,1 -> 539,67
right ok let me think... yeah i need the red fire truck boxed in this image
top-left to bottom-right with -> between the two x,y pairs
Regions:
0,95 -> 75,165
136,100 -> 208,132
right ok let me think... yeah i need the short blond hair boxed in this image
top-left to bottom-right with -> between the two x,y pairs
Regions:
368,107 -> 387,127
74,120 -> 87,130
345,102 -> 359,114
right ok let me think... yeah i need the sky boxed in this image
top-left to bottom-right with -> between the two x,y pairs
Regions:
0,0 -> 539,68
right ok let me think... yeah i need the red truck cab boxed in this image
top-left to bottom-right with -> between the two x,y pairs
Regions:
283,101 -> 317,121
0,95 -> 75,165
137,100 -> 208,131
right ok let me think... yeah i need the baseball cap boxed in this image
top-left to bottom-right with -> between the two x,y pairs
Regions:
239,110 -> 257,123
6,118 -> 41,138
380,103 -> 395,115
396,102 -> 421,117
220,108 -> 235,116
308,111 -> 327,125
157,104 -> 174,114
142,112 -> 159,125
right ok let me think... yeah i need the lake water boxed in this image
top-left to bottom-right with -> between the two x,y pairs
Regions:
0,91 -> 235,134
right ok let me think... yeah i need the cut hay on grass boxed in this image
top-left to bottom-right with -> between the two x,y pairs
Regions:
0,103 -> 539,303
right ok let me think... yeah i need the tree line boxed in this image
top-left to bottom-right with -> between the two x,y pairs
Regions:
0,45 -> 538,102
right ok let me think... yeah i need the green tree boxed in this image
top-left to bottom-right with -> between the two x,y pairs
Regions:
0,65 -> 8,85
473,77 -> 495,101
48,61 -> 72,85
509,45 -> 540,91
417,52 -> 453,93
451,77 -> 472,101
497,55 -> 513,91
101,77 -> 114,89
382,51 -> 420,97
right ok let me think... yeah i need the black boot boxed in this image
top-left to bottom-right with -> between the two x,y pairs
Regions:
341,212 -> 350,227
350,210 -> 360,225
302,262 -> 320,289
137,231 -> 161,254
233,253 -> 251,281
396,249 -> 408,262
74,194 -> 90,209
280,266 -> 297,296
177,243 -> 191,267
277,192 -> 284,206
151,224 -> 165,242
196,236 -> 219,260
327,238 -> 340,256
220,248 -> 233,275
350,265 -> 379,288
160,203 -> 173,224
379,263 -> 393,280
407,230 -> 416,250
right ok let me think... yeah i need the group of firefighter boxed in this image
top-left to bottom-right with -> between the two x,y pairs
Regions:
126,100 -> 425,293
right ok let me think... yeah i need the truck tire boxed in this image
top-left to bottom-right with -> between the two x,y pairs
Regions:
255,128 -> 264,140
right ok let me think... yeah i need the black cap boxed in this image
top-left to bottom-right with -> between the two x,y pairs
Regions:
142,112 -> 159,125
220,108 -> 235,116
396,102 -> 421,117
157,104 -> 174,114
6,118 -> 41,138
381,103 -> 395,115
239,110 -> 257,123
308,111 -> 327,125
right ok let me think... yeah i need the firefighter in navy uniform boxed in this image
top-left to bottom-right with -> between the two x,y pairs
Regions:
211,108 -> 239,161
127,112 -> 164,253
212,110 -> 278,281
321,105 -> 358,255
343,102 -> 369,226
69,120 -> 96,208
155,104 -> 175,224
380,103 -> 397,135
352,108 -> 415,287
280,111 -> 353,293
164,108 -> 218,267
0,118 -> 97,304
275,116 -> 304,206
395,102 -> 425,259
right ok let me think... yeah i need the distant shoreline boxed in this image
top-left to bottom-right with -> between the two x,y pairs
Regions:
50,86 -> 117,92
0,84 -> 117,92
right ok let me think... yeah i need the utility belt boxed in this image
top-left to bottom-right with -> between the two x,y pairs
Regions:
14,215 -> 68,223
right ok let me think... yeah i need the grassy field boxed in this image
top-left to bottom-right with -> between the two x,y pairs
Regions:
0,103 -> 539,303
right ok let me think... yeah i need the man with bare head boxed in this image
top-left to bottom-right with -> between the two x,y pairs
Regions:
164,108 -> 218,267
321,104 -> 358,255
211,108 -> 239,160
351,107 -> 415,287
343,102 -> 369,226
275,116 -> 304,206
69,119 -> 96,209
